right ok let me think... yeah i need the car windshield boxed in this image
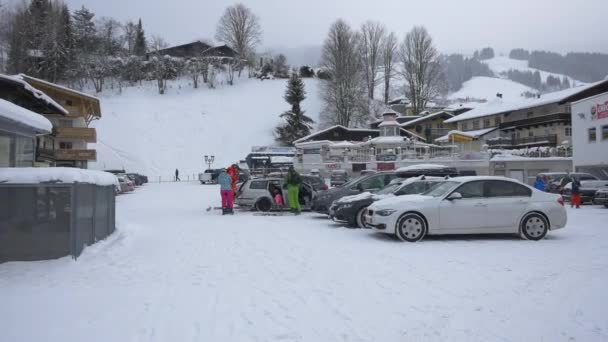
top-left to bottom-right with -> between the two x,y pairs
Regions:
376,182 -> 402,194
421,181 -> 459,197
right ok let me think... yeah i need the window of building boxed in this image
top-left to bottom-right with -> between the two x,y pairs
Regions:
14,135 -> 34,167
544,128 -> 550,136
461,122 -> 468,130
603,125 -> 608,141
472,120 -> 480,130
589,127 -> 597,142
0,134 -> 10,167
65,99 -> 73,106
437,122 -> 443,129
483,119 -> 491,128
59,142 -> 73,149
528,131 -> 534,137
60,119 -> 73,128
565,127 -> 572,137
526,111 -> 534,118
565,105 -> 571,113
516,131 -> 521,138
494,116 -> 502,126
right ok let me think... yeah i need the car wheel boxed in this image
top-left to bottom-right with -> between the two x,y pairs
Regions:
395,213 -> 427,242
255,198 -> 272,212
356,206 -> 369,229
520,213 -> 549,241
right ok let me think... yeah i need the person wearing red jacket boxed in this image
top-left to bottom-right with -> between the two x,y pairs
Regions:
226,164 -> 239,193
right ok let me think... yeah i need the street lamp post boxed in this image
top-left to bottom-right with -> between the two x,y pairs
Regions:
204,155 -> 215,170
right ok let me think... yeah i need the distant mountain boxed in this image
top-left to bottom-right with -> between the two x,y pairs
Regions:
264,45 -> 322,68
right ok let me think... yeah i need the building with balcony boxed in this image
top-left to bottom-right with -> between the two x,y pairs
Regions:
571,91 -> 608,178
0,74 -> 66,167
443,79 -> 608,152
19,75 -> 101,168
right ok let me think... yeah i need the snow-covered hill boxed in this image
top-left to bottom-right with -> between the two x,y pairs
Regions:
89,78 -> 322,180
483,56 -> 582,86
448,76 -> 535,102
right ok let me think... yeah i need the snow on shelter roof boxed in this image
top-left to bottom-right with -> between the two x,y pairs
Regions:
396,164 -> 449,172
0,74 -> 68,115
435,127 -> 497,142
0,99 -> 52,133
445,79 -> 608,123
0,167 -> 119,186
293,125 -> 377,144
18,74 -> 100,101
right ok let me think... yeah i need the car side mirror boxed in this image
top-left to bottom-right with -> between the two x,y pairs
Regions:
447,192 -> 463,200
356,183 -> 364,192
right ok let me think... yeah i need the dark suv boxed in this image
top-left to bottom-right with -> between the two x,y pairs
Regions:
312,166 -> 459,214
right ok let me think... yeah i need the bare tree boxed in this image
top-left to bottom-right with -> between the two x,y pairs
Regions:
359,21 -> 386,101
215,3 -> 262,76
398,26 -> 443,115
320,19 -> 367,127
381,31 -> 398,104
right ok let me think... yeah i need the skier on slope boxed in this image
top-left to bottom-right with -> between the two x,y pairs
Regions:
218,169 -> 234,215
285,166 -> 302,215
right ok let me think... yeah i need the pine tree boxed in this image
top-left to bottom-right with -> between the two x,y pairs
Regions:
134,19 -> 147,56
275,74 -> 314,146
72,6 -> 96,52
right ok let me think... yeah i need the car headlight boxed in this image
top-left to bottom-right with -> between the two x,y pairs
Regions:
376,209 -> 397,216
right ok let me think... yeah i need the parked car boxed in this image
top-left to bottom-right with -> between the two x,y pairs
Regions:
235,177 -> 317,212
594,187 -> 608,208
365,176 -> 567,242
563,180 -> 608,204
330,170 -> 349,187
541,172 -> 598,193
126,173 -> 146,186
329,176 -> 445,228
117,175 -> 135,193
199,169 -> 223,184
313,166 -> 459,215
302,174 -> 328,191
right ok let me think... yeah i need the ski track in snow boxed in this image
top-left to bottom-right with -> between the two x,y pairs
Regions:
1,183 -> 608,341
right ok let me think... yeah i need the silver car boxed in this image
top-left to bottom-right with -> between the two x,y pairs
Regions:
235,177 -> 316,212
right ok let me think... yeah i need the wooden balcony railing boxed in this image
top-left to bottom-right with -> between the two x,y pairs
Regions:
55,149 -> 97,161
55,127 -> 97,143
487,134 -> 558,147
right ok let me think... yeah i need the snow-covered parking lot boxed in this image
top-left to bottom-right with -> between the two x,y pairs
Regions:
2,182 -> 608,342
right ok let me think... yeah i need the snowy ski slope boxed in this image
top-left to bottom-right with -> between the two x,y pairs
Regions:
89,77 -> 322,180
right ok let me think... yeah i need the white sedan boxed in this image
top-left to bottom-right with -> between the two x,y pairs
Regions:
365,176 -> 567,242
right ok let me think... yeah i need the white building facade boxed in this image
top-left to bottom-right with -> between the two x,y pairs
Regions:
571,92 -> 608,178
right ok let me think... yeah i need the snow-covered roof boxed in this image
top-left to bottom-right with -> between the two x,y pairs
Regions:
435,127 -> 497,142
400,111 -> 454,128
331,141 -> 357,148
293,125 -> 377,144
363,136 -> 406,145
270,156 -> 293,164
396,164 -> 449,172
378,120 -> 400,127
0,167 -> 119,186
0,74 -> 68,115
18,74 -> 100,101
0,99 -> 52,133
490,154 -> 572,162
295,140 -> 333,148
445,79 -> 608,123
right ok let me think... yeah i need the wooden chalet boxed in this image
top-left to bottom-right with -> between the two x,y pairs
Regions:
19,75 -> 101,168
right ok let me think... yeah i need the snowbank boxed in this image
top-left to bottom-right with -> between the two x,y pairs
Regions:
0,99 -> 52,133
0,167 -> 118,186
396,164 -> 448,172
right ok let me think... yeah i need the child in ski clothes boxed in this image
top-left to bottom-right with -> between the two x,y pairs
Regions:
226,164 -> 239,193
273,188 -> 284,206
285,166 -> 302,213
218,169 -> 234,209
570,178 -> 581,209
534,176 -> 546,191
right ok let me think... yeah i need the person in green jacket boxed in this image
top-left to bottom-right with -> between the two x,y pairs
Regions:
285,166 -> 302,214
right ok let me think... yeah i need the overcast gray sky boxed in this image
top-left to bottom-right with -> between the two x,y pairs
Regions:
50,0 -> 608,55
